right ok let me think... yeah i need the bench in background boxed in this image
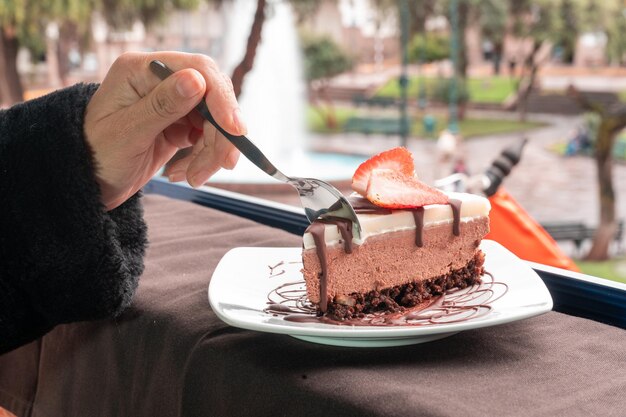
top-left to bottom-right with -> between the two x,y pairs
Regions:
541,220 -> 624,255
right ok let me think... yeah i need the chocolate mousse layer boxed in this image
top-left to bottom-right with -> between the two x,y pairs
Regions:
302,217 -> 489,309
326,250 -> 485,320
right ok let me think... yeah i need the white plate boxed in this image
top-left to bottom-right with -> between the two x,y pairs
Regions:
208,240 -> 553,347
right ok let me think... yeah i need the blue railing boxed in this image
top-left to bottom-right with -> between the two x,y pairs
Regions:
145,177 -> 626,330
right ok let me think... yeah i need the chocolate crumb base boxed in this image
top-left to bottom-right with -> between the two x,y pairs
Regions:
323,250 -> 486,321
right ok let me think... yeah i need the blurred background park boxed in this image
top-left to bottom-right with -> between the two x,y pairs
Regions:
1,0 -> 626,283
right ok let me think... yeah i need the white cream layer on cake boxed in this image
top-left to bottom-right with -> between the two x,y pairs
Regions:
302,191 -> 490,249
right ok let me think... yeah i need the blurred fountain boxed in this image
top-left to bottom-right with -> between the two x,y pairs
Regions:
210,0 -> 362,184
211,0 -> 307,183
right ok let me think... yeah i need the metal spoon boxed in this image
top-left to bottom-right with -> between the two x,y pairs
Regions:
149,60 -> 362,240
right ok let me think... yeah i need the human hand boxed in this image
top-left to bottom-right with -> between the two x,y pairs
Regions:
84,51 -> 246,210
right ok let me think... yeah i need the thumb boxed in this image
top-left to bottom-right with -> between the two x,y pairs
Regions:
125,68 -> 206,140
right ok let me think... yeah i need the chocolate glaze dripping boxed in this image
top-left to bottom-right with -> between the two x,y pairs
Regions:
306,217 -> 356,312
449,199 -> 462,236
306,222 -> 329,312
317,217 -> 353,254
411,207 -> 425,247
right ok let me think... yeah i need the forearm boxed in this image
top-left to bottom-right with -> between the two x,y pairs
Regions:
0,84 -> 147,354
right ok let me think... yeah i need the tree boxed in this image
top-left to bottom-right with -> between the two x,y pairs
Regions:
300,32 -> 353,129
568,87 -> 625,260
476,0 -> 507,74
100,0 -> 200,28
0,24 -> 22,104
0,0 -> 52,104
581,0 -> 626,66
0,0 -> 103,103
230,0 -> 265,98
553,0 -> 580,64
0,0 -> 202,106
231,0 -> 334,99
406,0 -> 437,37
440,0 -> 498,79
607,8 -> 626,65
509,0 -> 558,122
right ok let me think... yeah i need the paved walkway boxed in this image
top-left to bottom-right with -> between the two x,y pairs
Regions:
310,111 -> 626,228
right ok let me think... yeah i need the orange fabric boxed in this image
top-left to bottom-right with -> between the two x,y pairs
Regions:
485,189 -> 580,272
0,407 -> 17,417
23,88 -> 55,101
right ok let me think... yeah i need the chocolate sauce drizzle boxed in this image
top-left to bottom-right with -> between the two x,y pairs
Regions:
306,222 -> 330,311
264,271 -> 508,326
347,196 -> 392,214
265,279 -> 316,316
412,207 -> 425,247
449,199 -> 462,236
306,197 -> 464,312
268,261 -> 286,278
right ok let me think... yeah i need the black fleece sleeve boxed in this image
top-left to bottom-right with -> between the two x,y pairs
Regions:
0,84 -> 147,354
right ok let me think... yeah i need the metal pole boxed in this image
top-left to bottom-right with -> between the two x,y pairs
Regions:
418,37 -> 426,111
399,0 -> 410,147
417,12 -> 426,112
448,0 -> 459,134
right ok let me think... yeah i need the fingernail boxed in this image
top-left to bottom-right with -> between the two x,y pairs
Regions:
189,174 -> 204,188
232,108 -> 247,135
223,148 -> 240,170
176,71 -> 204,98
168,171 -> 185,182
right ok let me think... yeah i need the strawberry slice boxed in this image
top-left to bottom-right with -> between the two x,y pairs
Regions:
366,169 -> 449,208
352,147 -> 415,196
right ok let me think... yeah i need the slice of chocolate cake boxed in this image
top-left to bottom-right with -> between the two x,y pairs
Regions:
301,148 -> 490,320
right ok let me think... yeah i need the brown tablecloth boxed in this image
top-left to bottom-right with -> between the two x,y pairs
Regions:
1,194 -> 625,417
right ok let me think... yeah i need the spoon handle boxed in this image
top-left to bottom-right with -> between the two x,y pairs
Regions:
149,60 -> 289,182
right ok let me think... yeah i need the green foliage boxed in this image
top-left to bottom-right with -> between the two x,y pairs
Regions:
300,32 -> 353,82
406,0 -> 437,35
581,0 -> 603,31
606,3 -> 626,65
0,0 -> 203,59
477,0 -> 506,45
510,0 -> 558,45
0,0 -> 91,58
408,33 -> 450,63
553,0 -> 580,63
0,0 -> 94,27
101,0 -> 200,29
289,0 -> 321,24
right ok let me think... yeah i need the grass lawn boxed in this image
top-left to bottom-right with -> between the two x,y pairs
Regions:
307,106 -> 356,133
467,77 -> 518,104
576,258 -> 626,285
307,106 -> 544,138
411,115 -> 543,138
375,76 -> 517,105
